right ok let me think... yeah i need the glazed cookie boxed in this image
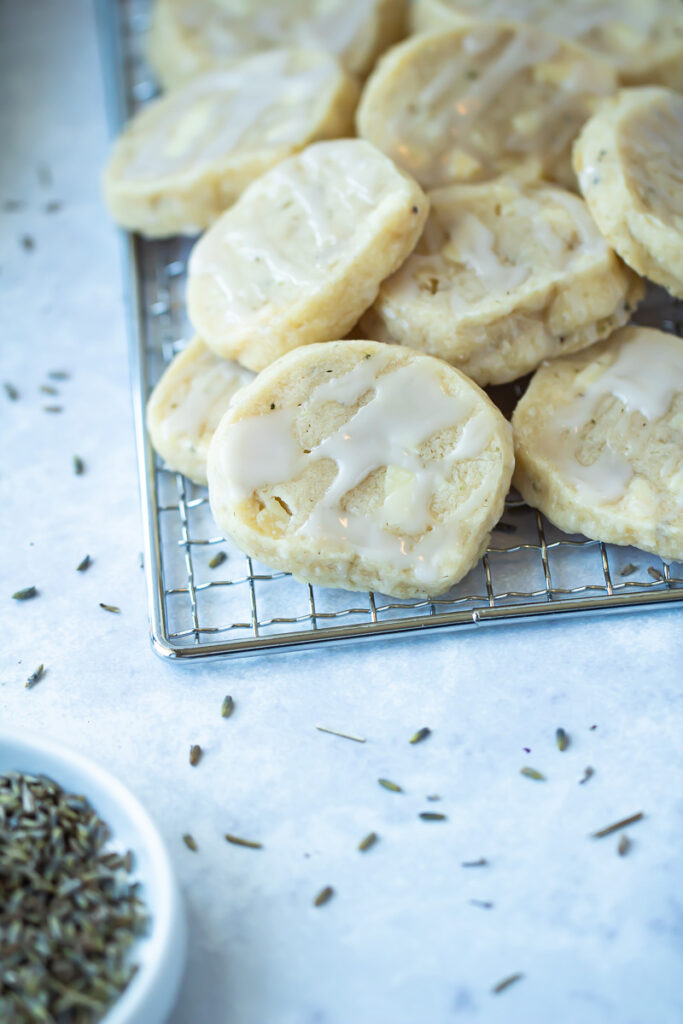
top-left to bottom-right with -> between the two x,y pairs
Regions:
103,51 -> 359,238
360,179 -> 644,386
573,87 -> 683,299
187,139 -> 428,371
147,336 -> 254,485
207,340 -> 514,597
147,0 -> 408,89
411,0 -> 683,92
512,326 -> 683,561
356,22 -> 616,190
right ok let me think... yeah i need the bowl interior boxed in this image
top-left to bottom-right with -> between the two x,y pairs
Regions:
0,730 -> 186,1024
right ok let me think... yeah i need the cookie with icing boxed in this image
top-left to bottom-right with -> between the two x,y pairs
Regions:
147,0 -> 408,89
187,139 -> 428,371
357,21 -> 616,191
411,0 -> 683,91
512,326 -> 683,561
103,50 -> 359,238
207,340 -> 514,598
147,336 -> 254,484
573,87 -> 683,299
361,178 -> 644,386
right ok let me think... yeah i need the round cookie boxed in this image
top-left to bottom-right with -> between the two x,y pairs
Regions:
147,0 -> 408,89
103,51 -> 359,238
186,139 -> 428,371
512,326 -> 683,561
411,0 -> 683,91
360,179 -> 644,386
356,21 -> 616,191
207,340 -> 514,597
573,87 -> 683,299
147,336 -> 254,484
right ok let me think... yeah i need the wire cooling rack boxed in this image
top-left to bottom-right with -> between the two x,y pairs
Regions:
97,0 -> 683,659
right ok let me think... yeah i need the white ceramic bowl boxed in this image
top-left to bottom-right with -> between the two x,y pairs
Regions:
0,730 -> 187,1024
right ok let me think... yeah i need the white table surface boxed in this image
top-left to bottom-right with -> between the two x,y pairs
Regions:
2,4 -> 682,1023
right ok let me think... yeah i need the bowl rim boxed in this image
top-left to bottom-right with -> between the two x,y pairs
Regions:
0,728 -> 186,1024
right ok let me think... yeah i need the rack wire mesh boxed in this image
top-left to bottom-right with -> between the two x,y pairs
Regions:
98,0 -> 683,659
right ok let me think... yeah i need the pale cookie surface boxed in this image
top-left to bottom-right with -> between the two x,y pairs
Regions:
412,0 -> 683,91
147,336 -> 254,485
573,87 -> 683,299
187,139 -> 428,371
356,22 -> 616,191
103,51 -> 359,238
207,340 -> 514,598
361,179 -> 644,386
147,0 -> 407,88
512,326 -> 683,561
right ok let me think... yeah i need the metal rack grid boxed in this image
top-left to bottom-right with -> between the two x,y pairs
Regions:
97,0 -> 683,659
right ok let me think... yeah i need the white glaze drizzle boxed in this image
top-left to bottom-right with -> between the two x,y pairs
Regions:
189,141 -> 407,317
243,1 -> 369,55
536,328 -> 683,503
158,346 -> 254,448
623,96 -> 683,219
178,0 -> 374,61
220,409 -> 305,496
435,0 -> 674,54
447,212 -> 530,293
454,30 -> 559,131
383,183 -> 602,315
383,23 -> 613,189
266,161 -> 341,251
218,352 -> 501,585
122,51 -> 336,180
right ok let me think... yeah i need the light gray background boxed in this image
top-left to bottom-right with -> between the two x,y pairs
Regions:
1,3 -> 682,1023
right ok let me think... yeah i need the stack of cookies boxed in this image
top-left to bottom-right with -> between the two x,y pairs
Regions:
104,0 -> 683,598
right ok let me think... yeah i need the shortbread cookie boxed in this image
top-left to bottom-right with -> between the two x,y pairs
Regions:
187,139 -> 428,371
357,22 -> 616,190
103,51 -> 359,238
573,87 -> 683,299
360,179 -> 644,386
411,0 -> 683,92
207,340 -> 514,597
512,326 -> 683,561
147,0 -> 408,89
147,336 -> 254,484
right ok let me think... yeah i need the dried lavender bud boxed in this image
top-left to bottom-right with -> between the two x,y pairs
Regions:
520,766 -> 545,781
378,778 -> 403,793
617,835 -> 631,856
313,886 -> 334,907
555,728 -> 570,751
225,833 -> 262,849
358,832 -> 379,852
592,813 -> 643,839
0,771 -> 147,1021
492,973 -> 523,995
316,726 -> 365,743
25,664 -> 45,689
